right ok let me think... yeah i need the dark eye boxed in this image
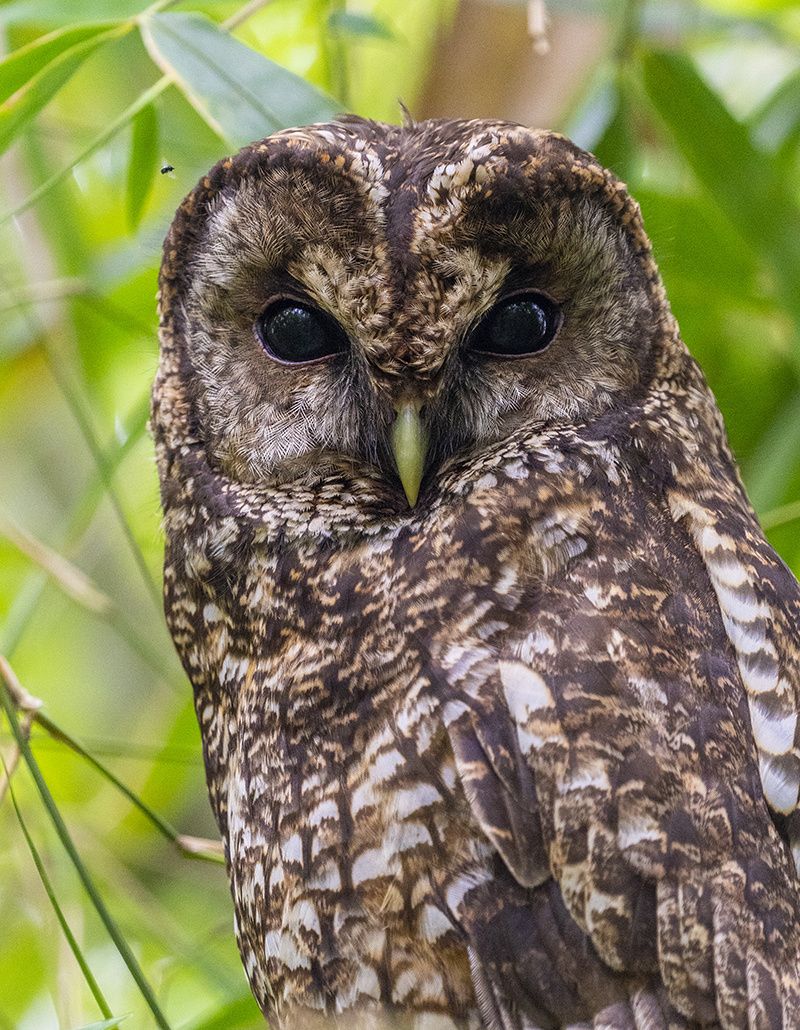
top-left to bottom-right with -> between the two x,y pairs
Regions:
465,292 -> 561,358
256,301 -> 348,364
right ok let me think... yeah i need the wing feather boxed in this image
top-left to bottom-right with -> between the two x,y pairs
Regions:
434,479 -> 800,1026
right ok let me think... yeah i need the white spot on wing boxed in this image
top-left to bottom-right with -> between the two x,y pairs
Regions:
499,660 -> 553,720
420,903 -> 453,941
750,699 -> 797,756
394,783 -> 440,818
351,847 -> 393,886
759,755 -> 800,814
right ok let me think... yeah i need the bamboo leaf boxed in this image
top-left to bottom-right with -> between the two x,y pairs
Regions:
0,24 -> 130,155
744,392 -> 800,510
749,67 -> 800,163
126,102 -> 159,231
140,12 -> 341,148
640,50 -> 800,322
0,508 -> 112,615
328,10 -> 394,40
0,23 -> 115,103
0,1 -> 147,25
761,498 -> 800,531
0,75 -> 170,226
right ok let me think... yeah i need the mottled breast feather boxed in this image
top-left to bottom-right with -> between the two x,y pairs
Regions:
153,117 -> 800,1028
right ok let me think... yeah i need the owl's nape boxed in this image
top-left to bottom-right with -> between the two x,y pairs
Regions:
154,117 -> 800,1029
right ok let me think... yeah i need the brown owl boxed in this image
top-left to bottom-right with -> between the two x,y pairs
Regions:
152,117 -> 800,1029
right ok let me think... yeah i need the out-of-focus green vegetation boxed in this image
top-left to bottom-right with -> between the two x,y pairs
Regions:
0,0 -> 798,1027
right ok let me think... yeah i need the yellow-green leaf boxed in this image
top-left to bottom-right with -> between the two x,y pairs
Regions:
0,22 -> 114,103
140,12 -> 341,147
126,102 -> 159,231
641,49 -> 800,325
0,23 -> 130,154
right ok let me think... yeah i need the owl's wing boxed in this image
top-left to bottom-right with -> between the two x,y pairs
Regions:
670,479 -> 800,837
434,476 -> 800,1027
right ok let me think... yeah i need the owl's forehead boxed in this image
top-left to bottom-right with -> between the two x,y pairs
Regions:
181,118 -> 642,379
260,118 -> 581,227
273,117 -> 549,186
205,117 -> 616,244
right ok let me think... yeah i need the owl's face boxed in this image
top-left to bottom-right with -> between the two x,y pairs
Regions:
169,119 -> 665,509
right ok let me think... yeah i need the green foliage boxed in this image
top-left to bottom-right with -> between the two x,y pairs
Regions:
0,1 -> 799,1027
140,13 -> 341,144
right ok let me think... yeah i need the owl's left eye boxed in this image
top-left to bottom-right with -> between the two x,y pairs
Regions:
465,292 -> 561,358
256,301 -> 348,364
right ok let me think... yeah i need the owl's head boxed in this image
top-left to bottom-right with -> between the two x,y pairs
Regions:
156,118 -> 675,513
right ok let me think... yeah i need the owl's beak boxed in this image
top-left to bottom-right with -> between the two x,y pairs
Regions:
390,400 -> 428,507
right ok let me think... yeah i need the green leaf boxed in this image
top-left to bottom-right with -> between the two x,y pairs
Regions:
640,49 -> 800,326
591,72 -> 637,181
0,23 -> 130,155
761,498 -> 800,531
744,391 -> 800,510
564,66 -> 617,152
0,23 -> 114,103
0,0 -> 145,25
749,68 -> 800,161
126,102 -> 159,231
140,12 -> 341,148
328,10 -> 395,40
0,76 -> 170,227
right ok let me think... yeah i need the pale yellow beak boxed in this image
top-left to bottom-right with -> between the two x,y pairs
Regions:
390,401 -> 428,507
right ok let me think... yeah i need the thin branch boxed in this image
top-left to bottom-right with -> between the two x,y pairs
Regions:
0,657 -> 173,1029
2,758 -> 117,1022
41,344 -> 162,609
0,508 -> 112,615
223,0 -> 276,31
0,76 -> 172,227
0,658 -> 223,864
0,709 -> 34,804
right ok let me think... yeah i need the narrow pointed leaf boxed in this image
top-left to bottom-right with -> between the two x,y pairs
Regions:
140,12 -> 341,148
0,664 -> 173,1030
749,67 -> 800,161
0,23 -> 115,103
1,76 -> 170,226
640,49 -> 800,320
126,102 -> 159,231
0,1 -> 145,26
0,24 -> 130,154
328,11 -> 395,40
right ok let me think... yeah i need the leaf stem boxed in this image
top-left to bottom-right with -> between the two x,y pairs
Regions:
0,657 -> 173,1029
0,657 -> 223,863
3,760 -> 117,1021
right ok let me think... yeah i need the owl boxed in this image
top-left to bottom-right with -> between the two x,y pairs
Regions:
152,117 -> 800,1029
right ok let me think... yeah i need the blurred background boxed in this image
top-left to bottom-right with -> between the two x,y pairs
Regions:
1,0 -> 799,1027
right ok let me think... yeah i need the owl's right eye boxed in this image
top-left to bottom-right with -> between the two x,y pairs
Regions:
465,292 -> 561,358
256,301 -> 348,365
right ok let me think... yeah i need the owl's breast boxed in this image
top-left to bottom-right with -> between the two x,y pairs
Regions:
226,653 -> 483,1026
173,459 -> 599,1025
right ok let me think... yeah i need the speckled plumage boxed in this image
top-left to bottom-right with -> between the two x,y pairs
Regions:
153,117 -> 800,1028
